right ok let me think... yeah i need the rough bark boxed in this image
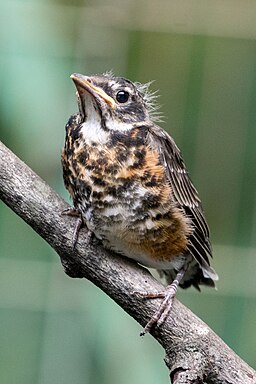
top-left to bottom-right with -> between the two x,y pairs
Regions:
0,140 -> 255,384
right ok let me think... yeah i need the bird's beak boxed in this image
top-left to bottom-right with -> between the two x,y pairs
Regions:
70,73 -> 117,109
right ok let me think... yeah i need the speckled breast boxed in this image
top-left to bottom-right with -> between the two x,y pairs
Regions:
62,121 -> 192,267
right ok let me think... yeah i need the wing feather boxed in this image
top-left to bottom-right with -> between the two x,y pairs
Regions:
149,125 -> 218,281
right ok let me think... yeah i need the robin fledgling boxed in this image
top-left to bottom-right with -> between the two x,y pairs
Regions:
62,72 -> 218,335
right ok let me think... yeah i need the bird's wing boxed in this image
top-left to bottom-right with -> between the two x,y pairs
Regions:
148,125 -> 218,280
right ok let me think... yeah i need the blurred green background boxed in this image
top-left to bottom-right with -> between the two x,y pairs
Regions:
1,1 -> 256,383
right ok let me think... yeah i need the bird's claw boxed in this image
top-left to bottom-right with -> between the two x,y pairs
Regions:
62,207 -> 81,217
133,269 -> 186,336
62,207 -> 92,250
134,287 -> 176,336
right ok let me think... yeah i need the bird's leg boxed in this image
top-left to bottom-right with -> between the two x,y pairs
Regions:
62,207 -> 92,249
133,268 -> 186,336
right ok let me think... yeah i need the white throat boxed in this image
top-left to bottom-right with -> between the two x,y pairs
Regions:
80,118 -> 109,145
80,96 -> 109,144
105,117 -> 134,132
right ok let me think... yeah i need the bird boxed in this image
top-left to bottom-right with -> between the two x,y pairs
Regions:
61,72 -> 218,335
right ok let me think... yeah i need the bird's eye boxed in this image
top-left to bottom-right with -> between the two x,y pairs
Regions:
116,90 -> 129,103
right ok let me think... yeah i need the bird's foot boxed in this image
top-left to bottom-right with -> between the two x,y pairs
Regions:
133,269 -> 185,336
134,285 -> 177,336
62,207 -> 92,250
62,207 -> 81,217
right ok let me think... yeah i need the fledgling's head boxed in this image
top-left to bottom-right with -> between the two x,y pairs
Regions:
71,72 -> 160,133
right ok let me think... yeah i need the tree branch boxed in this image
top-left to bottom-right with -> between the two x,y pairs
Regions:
0,140 -> 255,384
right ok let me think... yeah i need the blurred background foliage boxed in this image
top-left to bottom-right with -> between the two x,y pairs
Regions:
1,0 -> 256,383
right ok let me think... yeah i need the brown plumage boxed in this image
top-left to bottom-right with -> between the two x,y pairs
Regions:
62,73 -> 218,334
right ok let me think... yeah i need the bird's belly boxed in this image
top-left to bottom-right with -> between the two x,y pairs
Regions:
81,198 -> 191,270
101,232 -> 188,271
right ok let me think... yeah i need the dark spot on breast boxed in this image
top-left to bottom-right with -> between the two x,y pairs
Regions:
117,178 -> 134,189
97,157 -> 108,166
142,193 -> 160,209
85,164 -> 94,171
85,160 -> 99,172
78,152 -> 88,165
145,175 -> 158,187
94,200 -> 105,209
92,191 -> 103,199
134,148 -> 146,159
105,164 -> 119,175
91,176 -> 106,187
106,186 -> 117,197
129,148 -> 146,169
141,170 -> 151,181
66,147 -> 73,157
105,185 -> 124,198
153,211 -> 173,221
117,151 -> 128,162
106,177 -> 135,198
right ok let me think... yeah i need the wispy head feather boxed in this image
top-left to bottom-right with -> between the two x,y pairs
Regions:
135,81 -> 163,123
103,70 -> 115,78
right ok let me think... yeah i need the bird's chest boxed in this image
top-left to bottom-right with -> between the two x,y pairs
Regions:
63,131 -> 191,267
67,139 -> 154,232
